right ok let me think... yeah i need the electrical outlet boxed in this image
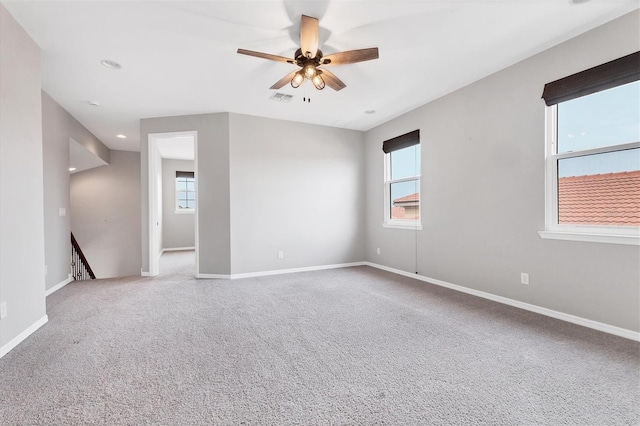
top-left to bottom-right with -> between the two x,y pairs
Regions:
277,251 -> 284,260
0,302 -> 7,319
376,248 -> 381,255
521,273 -> 529,285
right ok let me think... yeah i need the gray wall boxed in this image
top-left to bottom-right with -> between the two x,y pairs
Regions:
141,113 -> 365,277
70,150 -> 141,278
69,116 -> 110,165
161,159 -> 195,250
364,10 -> 640,332
229,113 -> 365,274
0,4 -> 46,350
141,114 -> 231,276
41,92 -> 71,291
41,92 -> 111,290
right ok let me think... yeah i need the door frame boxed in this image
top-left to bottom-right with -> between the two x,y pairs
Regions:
147,130 -> 198,276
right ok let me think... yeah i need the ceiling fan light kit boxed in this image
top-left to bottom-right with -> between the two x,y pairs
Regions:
291,71 -> 304,88
237,15 -> 379,92
311,73 -> 325,90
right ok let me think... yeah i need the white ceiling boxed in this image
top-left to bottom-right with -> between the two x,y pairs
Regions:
4,1 -> 638,152
156,135 -> 195,160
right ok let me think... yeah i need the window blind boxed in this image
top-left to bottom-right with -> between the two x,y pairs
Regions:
176,171 -> 194,178
382,129 -> 420,154
541,51 -> 639,106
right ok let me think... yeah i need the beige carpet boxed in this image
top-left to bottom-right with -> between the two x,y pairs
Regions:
1,251 -> 638,425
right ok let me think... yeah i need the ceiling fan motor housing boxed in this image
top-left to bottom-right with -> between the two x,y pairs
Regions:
295,48 -> 324,68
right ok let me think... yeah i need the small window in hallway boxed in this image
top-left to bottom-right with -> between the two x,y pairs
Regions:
176,171 -> 195,213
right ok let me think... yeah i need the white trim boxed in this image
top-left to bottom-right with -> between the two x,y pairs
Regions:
0,315 -> 49,358
554,141 -> 640,160
45,274 -> 73,296
195,262 -> 366,280
382,222 -> 423,231
194,133 -> 199,279
538,230 -> 639,245
544,105 -> 557,232
141,269 -> 152,277
388,176 -> 420,185
229,262 -> 366,280
174,209 -> 195,215
364,262 -> 640,342
148,134 -> 161,277
196,273 -> 231,279
162,247 -> 195,253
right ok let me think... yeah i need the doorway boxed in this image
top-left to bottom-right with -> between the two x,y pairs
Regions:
148,131 -> 198,276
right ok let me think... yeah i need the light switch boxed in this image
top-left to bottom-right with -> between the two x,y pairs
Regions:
59,207 -> 66,216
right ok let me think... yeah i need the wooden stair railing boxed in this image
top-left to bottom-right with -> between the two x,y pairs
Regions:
71,233 -> 96,280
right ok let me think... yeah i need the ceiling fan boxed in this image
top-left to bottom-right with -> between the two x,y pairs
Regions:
237,15 -> 379,91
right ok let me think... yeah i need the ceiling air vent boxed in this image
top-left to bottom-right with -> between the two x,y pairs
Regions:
270,92 -> 293,103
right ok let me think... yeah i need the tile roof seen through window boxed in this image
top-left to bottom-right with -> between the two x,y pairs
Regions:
558,171 -> 640,226
391,192 -> 419,220
393,193 -> 419,204
390,171 -> 640,227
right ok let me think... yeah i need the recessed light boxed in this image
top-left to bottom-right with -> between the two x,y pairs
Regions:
365,110 -> 376,114
69,167 -> 76,172
569,0 -> 590,4
88,101 -> 100,107
116,134 -> 127,139
100,59 -> 122,69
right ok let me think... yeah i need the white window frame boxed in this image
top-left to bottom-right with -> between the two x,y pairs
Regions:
539,105 -> 640,246
383,145 -> 422,230
175,173 -> 195,214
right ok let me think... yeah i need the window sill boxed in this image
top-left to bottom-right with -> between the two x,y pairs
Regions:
174,210 -> 195,215
538,230 -> 639,246
383,222 -> 423,231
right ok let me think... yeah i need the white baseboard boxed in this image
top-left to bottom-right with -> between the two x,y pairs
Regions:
45,274 -> 73,296
196,273 -> 231,279
195,262 -> 366,280
0,315 -> 48,358
230,262 -> 366,280
365,262 -> 640,342
162,247 -> 195,254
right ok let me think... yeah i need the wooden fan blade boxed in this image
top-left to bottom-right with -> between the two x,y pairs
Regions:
270,70 -> 299,90
319,69 -> 346,91
237,48 -> 294,63
322,48 -> 379,66
300,15 -> 319,59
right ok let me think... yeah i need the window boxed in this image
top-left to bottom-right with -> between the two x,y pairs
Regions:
541,52 -> 639,245
383,130 -> 421,229
175,171 -> 195,213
